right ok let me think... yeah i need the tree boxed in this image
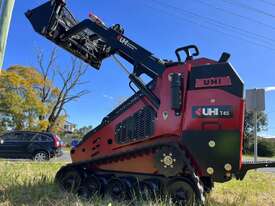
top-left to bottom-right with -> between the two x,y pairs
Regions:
36,48 -> 89,132
65,125 -> 93,139
250,139 -> 275,157
243,111 -> 268,153
257,140 -> 274,157
0,66 -> 48,131
0,48 -> 89,133
77,125 -> 93,137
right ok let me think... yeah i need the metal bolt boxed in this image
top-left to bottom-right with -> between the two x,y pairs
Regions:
208,140 -> 216,148
224,163 -> 232,171
207,167 -> 214,175
161,153 -> 176,168
163,156 -> 173,166
225,172 -> 232,178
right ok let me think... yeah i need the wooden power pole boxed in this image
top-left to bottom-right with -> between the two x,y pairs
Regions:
0,0 -> 15,73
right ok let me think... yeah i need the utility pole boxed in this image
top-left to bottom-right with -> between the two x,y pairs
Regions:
0,0 -> 15,73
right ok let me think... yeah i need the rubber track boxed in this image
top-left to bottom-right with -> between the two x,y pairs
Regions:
60,142 -> 205,204
181,150 -> 205,205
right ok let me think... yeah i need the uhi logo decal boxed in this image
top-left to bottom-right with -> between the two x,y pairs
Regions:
195,76 -> 232,88
117,35 -> 138,50
192,106 -> 233,118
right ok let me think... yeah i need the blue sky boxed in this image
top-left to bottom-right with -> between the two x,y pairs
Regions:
3,0 -> 275,136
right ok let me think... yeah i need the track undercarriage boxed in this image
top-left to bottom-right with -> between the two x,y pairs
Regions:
55,143 -> 207,205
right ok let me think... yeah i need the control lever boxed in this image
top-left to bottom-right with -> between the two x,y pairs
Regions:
175,45 -> 199,62
112,55 -> 160,109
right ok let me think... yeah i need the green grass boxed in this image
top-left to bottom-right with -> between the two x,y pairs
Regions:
0,161 -> 274,206
206,172 -> 275,206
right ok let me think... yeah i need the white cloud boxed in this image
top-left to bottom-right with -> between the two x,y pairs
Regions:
265,86 -> 275,92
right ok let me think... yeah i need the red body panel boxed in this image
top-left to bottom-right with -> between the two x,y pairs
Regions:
182,89 -> 243,131
71,63 -> 192,163
71,58 -> 245,182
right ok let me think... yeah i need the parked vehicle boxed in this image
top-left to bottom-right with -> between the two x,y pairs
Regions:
59,140 -> 66,148
0,131 -> 63,161
71,139 -> 79,149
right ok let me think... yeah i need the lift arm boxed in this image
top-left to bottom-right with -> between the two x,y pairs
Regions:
25,0 -> 166,108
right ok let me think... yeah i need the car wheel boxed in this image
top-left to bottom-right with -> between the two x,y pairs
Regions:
33,151 -> 49,161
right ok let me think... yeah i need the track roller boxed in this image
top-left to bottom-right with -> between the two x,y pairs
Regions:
98,175 -> 109,194
166,177 -> 199,206
105,178 -> 131,201
77,175 -> 102,199
77,185 -> 91,199
55,168 -> 82,193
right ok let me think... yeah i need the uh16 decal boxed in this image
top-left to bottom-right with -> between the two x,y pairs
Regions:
192,106 -> 233,118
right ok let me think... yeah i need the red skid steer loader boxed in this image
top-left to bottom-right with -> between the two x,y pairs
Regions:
26,0 -> 275,205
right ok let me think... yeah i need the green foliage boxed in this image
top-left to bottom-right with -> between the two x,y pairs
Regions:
258,141 -> 275,157
243,111 -> 268,154
250,139 -> 275,157
0,48 -> 88,134
76,125 -> 93,137
60,125 -> 93,145
0,66 -> 50,131
0,65 -> 68,133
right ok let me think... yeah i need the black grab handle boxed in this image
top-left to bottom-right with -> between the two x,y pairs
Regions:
175,45 -> 199,62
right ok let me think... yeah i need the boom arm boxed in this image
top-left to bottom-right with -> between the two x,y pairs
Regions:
26,0 -> 165,108
61,19 -> 165,79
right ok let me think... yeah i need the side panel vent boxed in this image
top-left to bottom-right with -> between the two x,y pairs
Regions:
115,106 -> 156,144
